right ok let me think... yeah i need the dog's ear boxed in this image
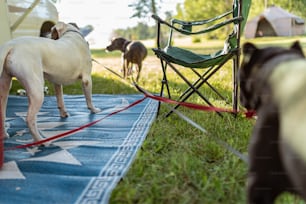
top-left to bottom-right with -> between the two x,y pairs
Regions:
290,41 -> 305,57
241,43 -> 258,68
51,22 -> 67,40
242,42 -> 257,55
51,26 -> 59,40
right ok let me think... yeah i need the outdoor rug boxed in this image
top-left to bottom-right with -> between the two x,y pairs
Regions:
0,94 -> 158,204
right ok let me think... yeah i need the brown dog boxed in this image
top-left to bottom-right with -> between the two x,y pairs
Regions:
239,41 -> 306,203
106,37 -> 147,81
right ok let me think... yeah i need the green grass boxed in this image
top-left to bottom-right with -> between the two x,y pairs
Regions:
10,36 -> 306,203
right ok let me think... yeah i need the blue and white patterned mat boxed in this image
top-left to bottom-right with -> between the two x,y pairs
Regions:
0,94 -> 158,204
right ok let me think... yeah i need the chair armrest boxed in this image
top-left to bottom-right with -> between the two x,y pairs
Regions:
152,14 -> 243,35
171,10 -> 232,26
152,14 -> 174,28
152,12 -> 243,49
191,16 -> 243,34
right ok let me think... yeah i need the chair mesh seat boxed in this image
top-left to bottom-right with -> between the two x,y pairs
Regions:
154,46 -> 228,68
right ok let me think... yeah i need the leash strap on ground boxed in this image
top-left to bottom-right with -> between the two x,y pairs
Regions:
91,60 -> 256,118
5,96 -> 147,151
80,61 -> 250,163
133,82 -> 256,118
92,58 -> 125,80
132,82 -> 249,163
164,104 -> 249,164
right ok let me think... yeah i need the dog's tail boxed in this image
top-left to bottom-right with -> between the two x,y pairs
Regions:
0,44 -> 12,75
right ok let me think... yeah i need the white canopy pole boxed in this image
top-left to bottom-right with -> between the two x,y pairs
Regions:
0,0 -> 12,45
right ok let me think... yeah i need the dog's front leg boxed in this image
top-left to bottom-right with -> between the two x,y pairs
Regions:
82,76 -> 101,113
136,62 -> 142,82
54,84 -> 69,118
0,75 -> 12,138
122,55 -> 127,79
127,61 -> 133,76
247,107 -> 291,203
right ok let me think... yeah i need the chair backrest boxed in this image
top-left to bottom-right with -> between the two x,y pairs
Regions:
240,0 -> 252,32
226,0 -> 252,53
153,0 -> 252,55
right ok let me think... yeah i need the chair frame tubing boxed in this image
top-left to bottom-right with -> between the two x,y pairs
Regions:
154,0 -> 244,117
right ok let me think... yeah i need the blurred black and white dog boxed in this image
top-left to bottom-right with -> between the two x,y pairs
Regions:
239,41 -> 306,203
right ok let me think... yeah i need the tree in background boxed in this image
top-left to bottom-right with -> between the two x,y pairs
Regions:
250,0 -> 306,19
178,0 -> 231,20
176,0 -> 306,40
129,0 -> 159,19
110,0 -> 161,40
115,0 -> 174,45
114,0 -> 306,41
111,22 -> 156,40
175,0 -> 233,40
177,0 -> 306,22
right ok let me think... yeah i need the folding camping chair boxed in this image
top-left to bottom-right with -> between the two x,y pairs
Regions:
152,0 -> 251,117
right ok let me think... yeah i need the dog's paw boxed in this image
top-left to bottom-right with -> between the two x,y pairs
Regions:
127,68 -> 134,76
4,132 -> 10,139
58,107 -> 69,118
60,112 -> 69,118
90,107 -> 102,113
39,141 -> 52,147
4,122 -> 10,138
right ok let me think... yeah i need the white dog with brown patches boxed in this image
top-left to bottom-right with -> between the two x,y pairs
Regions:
0,22 -> 101,142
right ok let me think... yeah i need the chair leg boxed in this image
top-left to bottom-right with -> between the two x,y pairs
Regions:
157,53 -> 236,118
232,55 -> 239,113
190,67 -> 229,103
157,58 -> 170,116
178,67 -> 211,101
172,57 -> 230,100
162,60 -> 171,98
205,81 -> 228,103
164,61 -> 223,117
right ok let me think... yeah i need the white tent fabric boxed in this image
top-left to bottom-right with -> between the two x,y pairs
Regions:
245,6 -> 305,38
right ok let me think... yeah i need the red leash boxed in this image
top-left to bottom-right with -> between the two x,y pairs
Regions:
4,85 -> 256,151
92,59 -> 255,117
133,83 -> 256,118
5,96 -> 147,151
